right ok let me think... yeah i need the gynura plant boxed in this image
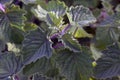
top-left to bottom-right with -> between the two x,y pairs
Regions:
0,0 -> 120,80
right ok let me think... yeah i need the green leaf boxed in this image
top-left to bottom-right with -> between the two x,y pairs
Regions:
21,0 -> 37,4
32,5 -> 48,21
73,27 -> 93,38
9,27 -> 24,44
23,22 -> 38,32
62,33 -> 81,52
32,0 -> 67,27
95,27 -> 114,50
94,44 -> 120,79
46,12 -> 63,27
5,5 -> 26,30
73,0 -> 99,8
67,6 -> 96,27
56,48 -> 93,80
46,0 -> 67,17
22,27 -> 52,65
0,5 -> 26,41
101,0 -> 114,14
90,44 -> 102,60
23,57 -> 54,76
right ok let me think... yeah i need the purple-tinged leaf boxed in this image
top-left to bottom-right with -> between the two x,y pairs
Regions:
0,5 -> 26,41
94,44 -> 120,79
0,52 -> 23,80
0,0 -> 13,5
59,24 -> 71,36
22,28 -> 52,65
23,57 -> 54,77
56,48 -> 93,80
99,12 -> 120,27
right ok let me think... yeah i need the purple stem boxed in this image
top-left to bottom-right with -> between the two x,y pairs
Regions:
0,3 -> 5,12
60,24 -> 71,36
14,75 -> 19,80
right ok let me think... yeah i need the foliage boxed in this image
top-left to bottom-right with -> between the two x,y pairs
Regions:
0,0 -> 120,80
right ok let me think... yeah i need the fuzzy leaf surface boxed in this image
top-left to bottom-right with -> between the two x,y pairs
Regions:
56,49 -> 93,80
0,52 -> 23,79
94,44 -> 120,79
22,28 -> 52,65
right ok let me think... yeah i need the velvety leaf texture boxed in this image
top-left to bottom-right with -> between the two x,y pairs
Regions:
22,28 -> 52,65
23,57 -> 53,76
68,6 -> 96,27
46,0 -> 67,17
0,52 -> 23,80
94,44 -> 120,79
32,0 -> 67,26
32,5 -> 47,21
62,33 -> 81,52
46,12 -> 63,27
100,12 -> 120,27
0,5 -> 26,40
56,49 -> 93,80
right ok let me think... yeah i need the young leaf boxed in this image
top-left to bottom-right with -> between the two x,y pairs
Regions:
32,0 -> 67,27
0,52 -> 23,80
46,12 -> 63,27
73,27 -> 93,38
22,28 -> 52,65
46,0 -> 67,17
62,33 -> 81,52
67,6 -> 96,27
32,5 -> 48,21
23,22 -> 38,31
94,44 -> 120,79
56,49 -> 93,80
